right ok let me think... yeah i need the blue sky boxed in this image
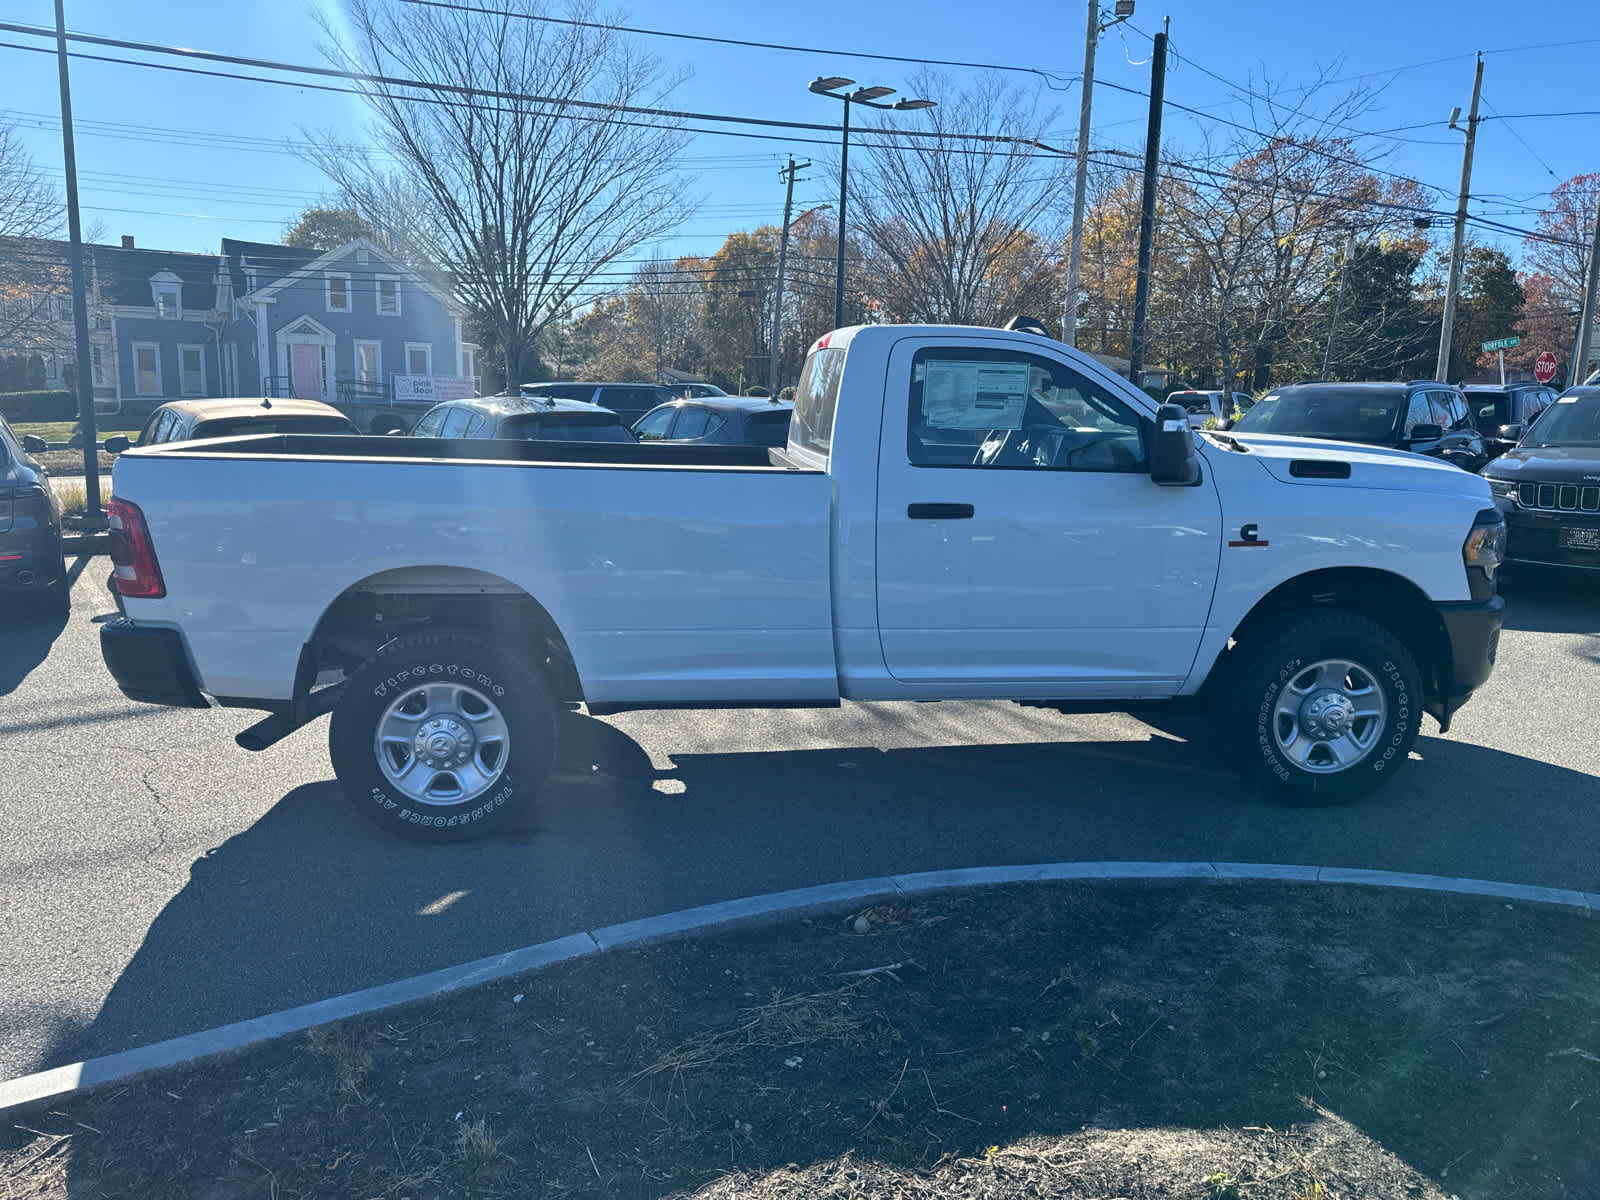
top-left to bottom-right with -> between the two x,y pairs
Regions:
4,0 -> 1595,267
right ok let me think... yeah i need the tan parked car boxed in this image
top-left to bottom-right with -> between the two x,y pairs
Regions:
110,396 -> 358,451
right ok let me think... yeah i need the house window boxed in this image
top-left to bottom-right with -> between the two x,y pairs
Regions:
133,343 -> 162,396
155,287 -> 180,319
325,272 -> 351,313
356,248 -> 369,265
178,344 -> 206,396
461,346 -> 476,384
92,346 -> 105,386
44,356 -> 60,382
355,339 -> 382,384
377,276 -> 401,316
54,295 -> 71,321
405,342 -> 432,376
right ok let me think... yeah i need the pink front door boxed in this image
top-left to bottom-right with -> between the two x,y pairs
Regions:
290,343 -> 321,400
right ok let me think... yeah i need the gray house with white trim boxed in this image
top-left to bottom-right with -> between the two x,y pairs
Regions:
0,233 -> 474,428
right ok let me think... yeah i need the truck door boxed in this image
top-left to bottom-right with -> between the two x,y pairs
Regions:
873,337 -> 1222,694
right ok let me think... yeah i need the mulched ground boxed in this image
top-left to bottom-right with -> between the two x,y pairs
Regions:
4,881 -> 1599,1200
35,449 -> 113,478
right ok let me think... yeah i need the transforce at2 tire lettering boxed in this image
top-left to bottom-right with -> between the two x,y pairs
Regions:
329,632 -> 557,841
1232,610 -> 1423,804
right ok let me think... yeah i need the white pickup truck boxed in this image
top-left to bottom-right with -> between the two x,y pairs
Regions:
101,323 -> 1506,841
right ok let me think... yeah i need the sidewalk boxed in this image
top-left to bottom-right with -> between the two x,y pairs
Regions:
5,879 -> 1595,1198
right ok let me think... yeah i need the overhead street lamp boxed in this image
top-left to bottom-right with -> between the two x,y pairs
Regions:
809,77 -> 936,330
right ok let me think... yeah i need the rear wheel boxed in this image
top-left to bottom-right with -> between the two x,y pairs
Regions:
329,632 -> 557,841
1230,610 -> 1422,803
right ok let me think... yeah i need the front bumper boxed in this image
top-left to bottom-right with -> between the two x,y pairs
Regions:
100,619 -> 210,708
1496,502 -> 1600,571
1432,596 -> 1504,727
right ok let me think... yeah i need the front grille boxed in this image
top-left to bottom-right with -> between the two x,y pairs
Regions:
1519,481 -> 1600,511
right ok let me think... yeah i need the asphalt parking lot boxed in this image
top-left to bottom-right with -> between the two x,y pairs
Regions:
1,556 -> 1597,1084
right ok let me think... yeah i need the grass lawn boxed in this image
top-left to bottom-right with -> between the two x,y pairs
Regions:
10,420 -> 142,443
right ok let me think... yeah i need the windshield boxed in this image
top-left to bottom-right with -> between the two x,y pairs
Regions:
790,346 -> 846,460
194,416 -> 353,439
1526,394 -> 1600,446
1231,387 -> 1403,441
504,414 -> 635,442
1169,391 -> 1218,415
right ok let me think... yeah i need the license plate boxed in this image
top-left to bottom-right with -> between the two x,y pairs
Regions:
1559,526 -> 1600,551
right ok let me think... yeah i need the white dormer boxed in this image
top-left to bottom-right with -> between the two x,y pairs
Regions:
150,270 -> 182,320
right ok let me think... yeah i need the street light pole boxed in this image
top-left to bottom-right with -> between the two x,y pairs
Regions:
1063,0 -> 1136,349
809,77 -> 936,332
835,95 -> 851,331
53,0 -> 104,529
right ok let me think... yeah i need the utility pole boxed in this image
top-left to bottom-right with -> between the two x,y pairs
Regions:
769,157 -> 809,394
1435,53 -> 1483,384
1127,23 -> 1166,387
1063,0 -> 1135,348
1569,185 -> 1600,387
1322,230 -> 1357,379
54,0 -> 103,528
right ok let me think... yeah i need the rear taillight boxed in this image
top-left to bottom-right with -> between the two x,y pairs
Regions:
108,497 -> 166,599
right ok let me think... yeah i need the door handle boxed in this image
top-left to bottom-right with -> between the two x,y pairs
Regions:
907,502 -> 974,520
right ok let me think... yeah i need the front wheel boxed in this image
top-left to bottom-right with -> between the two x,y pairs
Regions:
329,632 -> 558,841
1230,610 -> 1423,803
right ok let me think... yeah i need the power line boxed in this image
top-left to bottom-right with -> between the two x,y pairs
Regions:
398,0 -> 1078,88
1479,95 -> 1560,183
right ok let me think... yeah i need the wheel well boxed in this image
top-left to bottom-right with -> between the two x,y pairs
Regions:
305,567 -> 583,703
1222,567 -> 1452,707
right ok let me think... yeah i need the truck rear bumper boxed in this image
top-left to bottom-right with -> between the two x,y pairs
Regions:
100,619 -> 210,708
1432,596 -> 1503,728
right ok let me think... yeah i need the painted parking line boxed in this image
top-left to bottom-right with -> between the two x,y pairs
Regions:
2,861 -> 1593,1114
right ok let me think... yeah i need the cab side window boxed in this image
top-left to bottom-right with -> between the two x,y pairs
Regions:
439,407 -> 473,438
907,346 -> 1146,473
671,406 -> 712,439
1443,392 -> 1472,431
633,407 -> 676,440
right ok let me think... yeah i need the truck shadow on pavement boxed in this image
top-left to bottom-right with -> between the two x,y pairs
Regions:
33,707 -> 1600,1090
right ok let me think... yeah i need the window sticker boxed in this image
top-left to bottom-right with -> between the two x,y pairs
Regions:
922,359 -> 1029,430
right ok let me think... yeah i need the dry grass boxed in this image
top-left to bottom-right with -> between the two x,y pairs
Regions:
305,1026 -> 374,1101
52,477 -> 89,516
630,983 -> 873,1083
455,1116 -> 504,1166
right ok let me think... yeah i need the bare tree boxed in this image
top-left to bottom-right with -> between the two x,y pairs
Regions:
0,116 -> 67,352
628,256 -> 704,380
842,73 -> 1072,326
304,0 -> 693,385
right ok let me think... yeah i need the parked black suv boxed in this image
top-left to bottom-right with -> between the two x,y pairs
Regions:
1229,380 -> 1488,471
1482,386 -> 1600,571
411,394 -> 637,443
1462,384 -> 1561,460
0,416 -> 67,614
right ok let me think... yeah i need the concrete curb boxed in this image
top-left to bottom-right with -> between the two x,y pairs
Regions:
2,861 -> 1594,1114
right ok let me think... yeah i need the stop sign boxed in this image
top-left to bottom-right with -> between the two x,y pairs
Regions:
1535,351 -> 1559,384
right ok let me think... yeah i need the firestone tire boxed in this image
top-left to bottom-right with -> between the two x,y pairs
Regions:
329,632 -> 558,842
1231,610 -> 1423,805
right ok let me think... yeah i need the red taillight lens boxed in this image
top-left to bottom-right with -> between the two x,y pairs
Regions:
107,497 -> 166,599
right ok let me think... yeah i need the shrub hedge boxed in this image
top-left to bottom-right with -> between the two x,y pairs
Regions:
0,389 -> 77,423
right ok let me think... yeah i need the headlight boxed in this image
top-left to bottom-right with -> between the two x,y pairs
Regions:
1486,477 -> 1519,502
1463,508 -> 1506,595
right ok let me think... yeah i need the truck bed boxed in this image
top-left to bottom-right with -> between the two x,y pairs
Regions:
121,432 -> 809,471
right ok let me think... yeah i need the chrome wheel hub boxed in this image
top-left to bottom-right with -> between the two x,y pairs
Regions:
375,681 -> 511,806
1270,658 -> 1387,775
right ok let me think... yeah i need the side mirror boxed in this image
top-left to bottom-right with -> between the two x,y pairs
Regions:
103,435 -> 130,454
1150,403 -> 1198,485
1214,416 -> 1235,431
1407,423 -> 1444,443
21,434 -> 48,454
1496,423 -> 1525,442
